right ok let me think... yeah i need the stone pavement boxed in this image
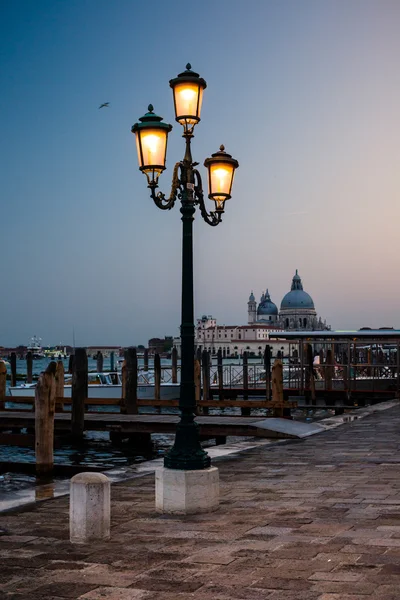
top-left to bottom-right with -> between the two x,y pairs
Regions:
1,404 -> 400,600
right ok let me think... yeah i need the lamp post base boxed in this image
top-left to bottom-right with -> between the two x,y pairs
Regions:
155,466 -> 219,514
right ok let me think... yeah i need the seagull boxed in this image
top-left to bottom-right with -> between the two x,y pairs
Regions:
98,102 -> 110,109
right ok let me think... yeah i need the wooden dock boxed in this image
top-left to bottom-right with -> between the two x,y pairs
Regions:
0,410 -> 323,441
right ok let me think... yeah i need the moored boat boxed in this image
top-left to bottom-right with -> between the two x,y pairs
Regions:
9,372 -> 180,400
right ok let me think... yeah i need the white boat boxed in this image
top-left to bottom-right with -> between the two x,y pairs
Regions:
27,336 -> 45,359
9,372 -> 180,401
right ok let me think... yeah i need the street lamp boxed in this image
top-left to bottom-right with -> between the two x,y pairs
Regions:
132,64 -> 239,471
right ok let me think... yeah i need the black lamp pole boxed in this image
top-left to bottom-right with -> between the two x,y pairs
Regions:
132,66 -> 238,471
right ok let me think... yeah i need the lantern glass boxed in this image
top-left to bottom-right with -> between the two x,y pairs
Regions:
173,82 -> 203,125
135,127 -> 168,172
208,162 -> 235,199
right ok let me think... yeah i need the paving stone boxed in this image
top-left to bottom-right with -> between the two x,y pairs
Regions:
2,404 -> 400,600
78,588 -> 150,599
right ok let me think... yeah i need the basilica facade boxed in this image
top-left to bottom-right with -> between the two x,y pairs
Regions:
173,270 -> 330,357
248,270 -> 330,331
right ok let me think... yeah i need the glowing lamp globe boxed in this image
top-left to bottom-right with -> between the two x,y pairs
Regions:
204,146 -> 239,212
131,105 -> 172,184
169,64 -> 207,132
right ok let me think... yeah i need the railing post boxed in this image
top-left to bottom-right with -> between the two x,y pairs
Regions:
325,348 -> 334,392
26,351 -> 33,384
0,360 -> 7,410
35,362 -> 57,476
71,348 -> 87,439
201,349 -> 210,415
96,351 -> 103,373
272,358 -> 284,418
194,357 -> 201,414
242,351 -> 250,416
144,348 -> 149,372
121,359 -> 127,410
264,345 -> 271,402
124,347 -> 138,415
306,343 -> 316,407
171,347 -> 178,384
110,351 -> 115,372
10,352 -> 17,387
154,353 -> 161,413
217,348 -> 224,401
55,360 -> 65,412
299,342 -> 304,395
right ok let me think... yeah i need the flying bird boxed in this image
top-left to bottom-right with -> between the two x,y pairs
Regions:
98,102 -> 110,109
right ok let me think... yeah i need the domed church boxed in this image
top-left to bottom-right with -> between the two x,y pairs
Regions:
248,270 -> 330,331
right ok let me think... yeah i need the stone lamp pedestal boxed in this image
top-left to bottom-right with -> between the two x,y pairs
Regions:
155,466 -> 219,514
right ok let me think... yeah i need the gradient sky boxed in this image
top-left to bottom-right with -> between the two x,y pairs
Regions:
1,0 -> 400,347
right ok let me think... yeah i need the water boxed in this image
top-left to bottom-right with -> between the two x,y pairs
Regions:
0,355 -> 333,505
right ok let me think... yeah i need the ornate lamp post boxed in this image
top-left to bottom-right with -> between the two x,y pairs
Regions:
132,65 -> 239,473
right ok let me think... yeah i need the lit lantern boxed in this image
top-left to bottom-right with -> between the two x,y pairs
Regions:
204,146 -> 239,212
169,64 -> 207,132
131,105 -> 172,184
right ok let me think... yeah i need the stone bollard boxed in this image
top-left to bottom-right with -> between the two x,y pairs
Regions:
70,473 -> 110,543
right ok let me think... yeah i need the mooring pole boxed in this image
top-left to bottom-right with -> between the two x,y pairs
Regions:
35,362 -> 57,476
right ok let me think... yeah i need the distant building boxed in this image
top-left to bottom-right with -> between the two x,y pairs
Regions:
148,336 -> 173,355
173,270 -> 330,357
249,270 -> 330,331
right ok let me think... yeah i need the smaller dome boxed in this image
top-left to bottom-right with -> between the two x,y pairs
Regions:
248,291 -> 255,302
257,289 -> 278,316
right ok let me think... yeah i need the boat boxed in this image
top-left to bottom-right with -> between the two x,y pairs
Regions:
9,371 -> 180,400
44,347 -> 69,360
27,336 -> 45,359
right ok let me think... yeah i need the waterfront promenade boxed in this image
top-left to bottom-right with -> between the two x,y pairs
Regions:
1,404 -> 400,599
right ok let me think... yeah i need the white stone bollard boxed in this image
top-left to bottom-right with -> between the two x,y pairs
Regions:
70,472 -> 110,543
156,466 -> 219,514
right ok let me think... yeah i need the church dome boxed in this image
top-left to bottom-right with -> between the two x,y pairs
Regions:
280,270 -> 315,310
257,289 -> 278,316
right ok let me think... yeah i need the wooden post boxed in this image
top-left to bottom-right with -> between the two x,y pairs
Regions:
264,345 -> 271,401
196,347 -> 202,362
325,348 -> 334,392
171,347 -> 178,384
10,352 -> 17,387
55,360 -> 65,411
194,358 -> 201,413
242,351 -> 250,416
96,352 -> 103,373
272,358 -> 284,417
201,349 -> 210,415
71,348 -> 88,438
299,342 -> 304,394
217,348 -> 224,401
144,348 -> 149,372
124,347 -> 138,415
154,352 -> 161,413
306,343 -> 316,406
26,351 -> 33,384
121,359 -> 127,409
0,360 -> 7,410
110,351 -> 115,372
35,362 -> 57,476
68,354 -> 75,375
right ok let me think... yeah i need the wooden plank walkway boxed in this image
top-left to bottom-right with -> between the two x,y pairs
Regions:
0,411 -> 320,439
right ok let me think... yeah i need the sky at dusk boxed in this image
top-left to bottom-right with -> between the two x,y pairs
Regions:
1,0 -> 400,347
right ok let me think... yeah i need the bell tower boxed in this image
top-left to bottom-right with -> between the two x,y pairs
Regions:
248,291 -> 257,324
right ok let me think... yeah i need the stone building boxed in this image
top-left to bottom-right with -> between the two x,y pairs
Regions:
248,270 -> 330,331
